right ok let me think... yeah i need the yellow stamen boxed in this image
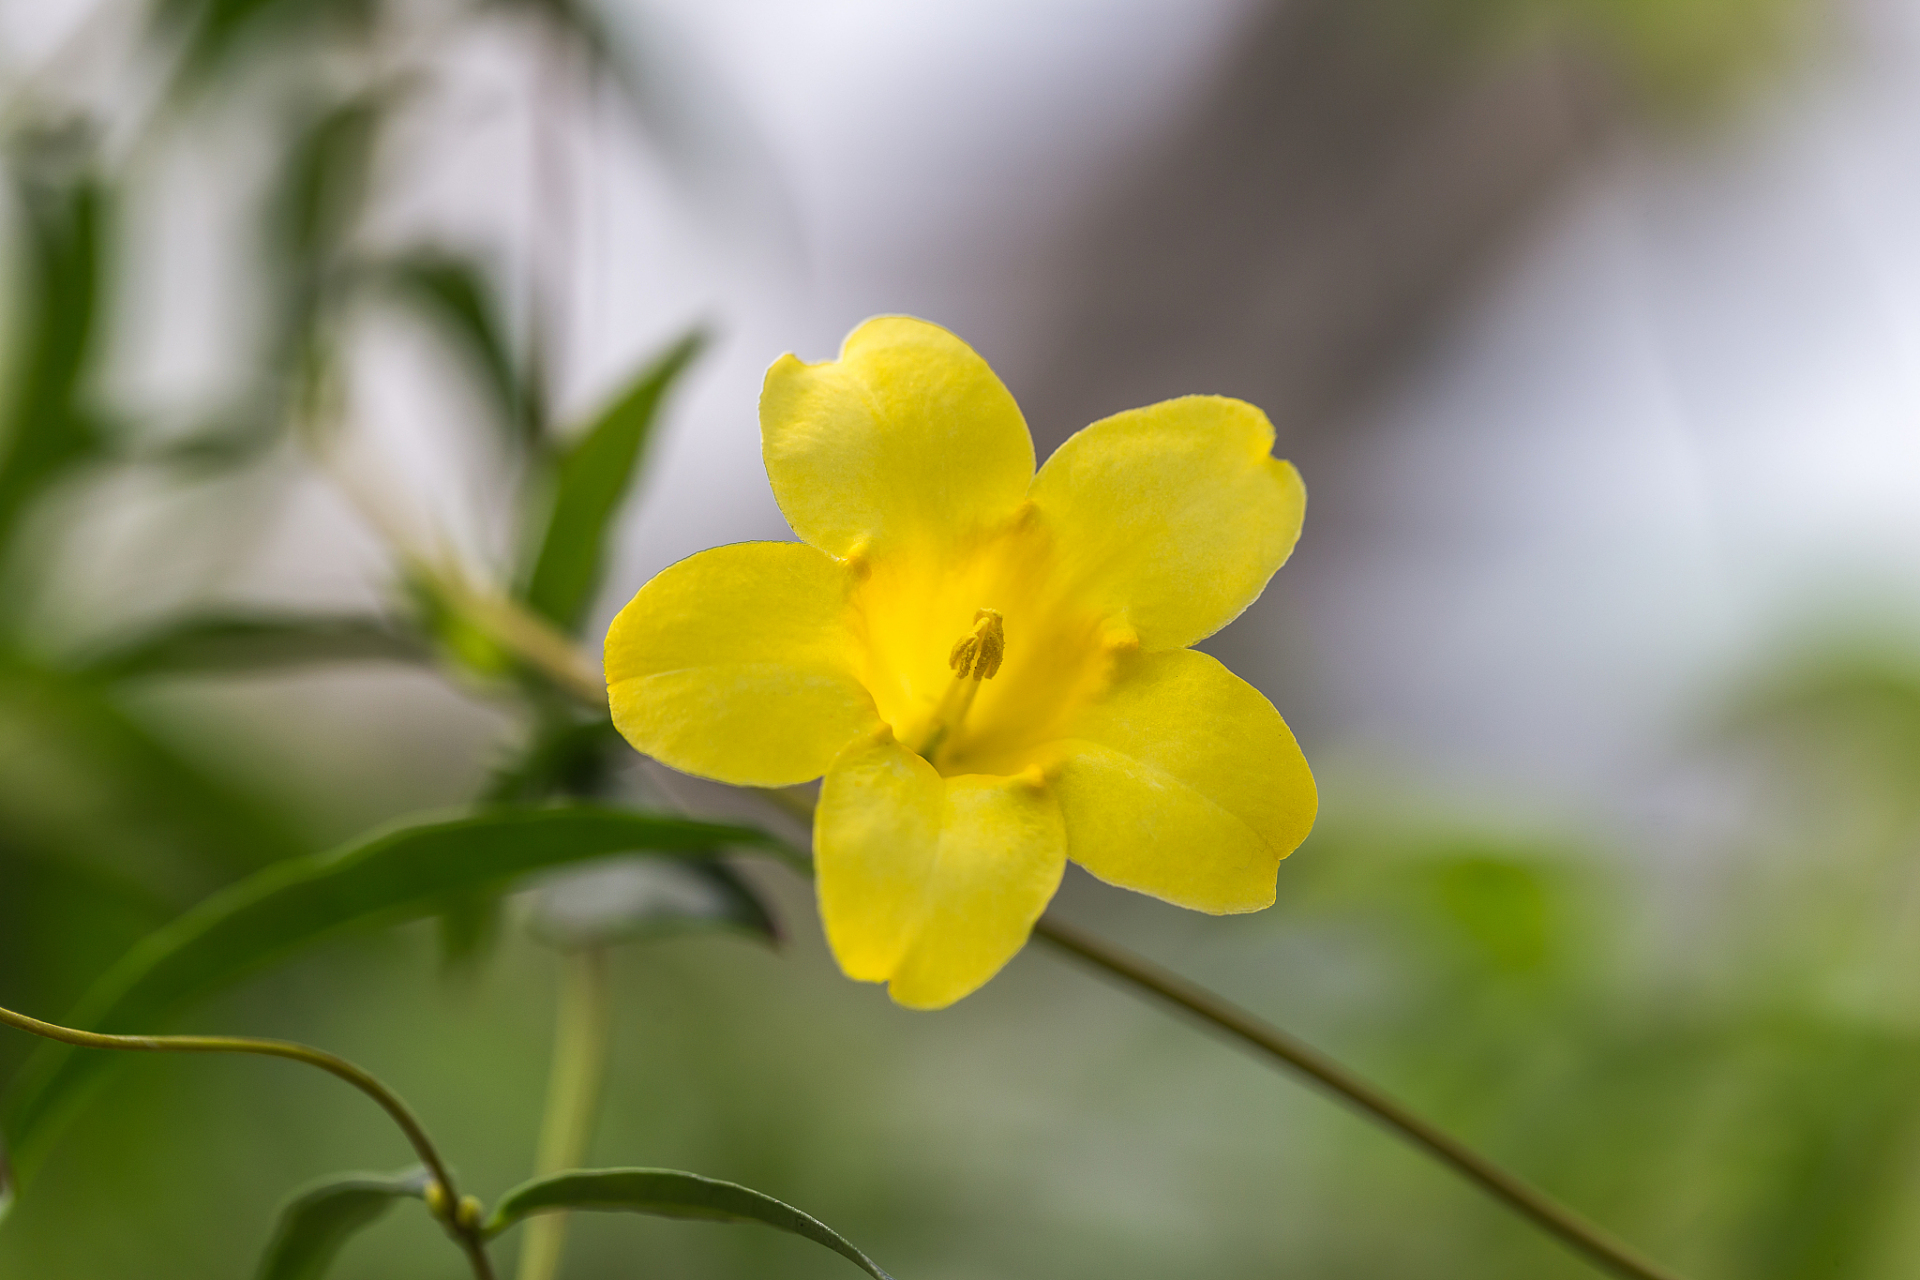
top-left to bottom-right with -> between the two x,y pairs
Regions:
947,608 -> 1005,680
917,609 -> 1004,761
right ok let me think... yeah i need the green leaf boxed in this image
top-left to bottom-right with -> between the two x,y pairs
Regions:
272,96 -> 381,275
522,331 -> 706,633
256,1168 -> 428,1280
157,0 -> 375,89
385,253 -> 538,448
73,613 -> 426,682
485,1168 -> 896,1280
2,806 -> 787,1173
0,664 -> 311,889
484,719 -> 626,806
0,145 -> 108,565
184,94 -> 378,466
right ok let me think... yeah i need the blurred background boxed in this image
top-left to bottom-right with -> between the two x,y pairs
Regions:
3,0 -> 1920,1276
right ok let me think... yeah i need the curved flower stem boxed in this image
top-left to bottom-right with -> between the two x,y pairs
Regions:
458,617 -> 1687,1280
0,1004 -> 496,1280
1031,916 -> 1685,1280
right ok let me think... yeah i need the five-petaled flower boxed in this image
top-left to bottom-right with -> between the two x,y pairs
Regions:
606,317 -> 1317,1008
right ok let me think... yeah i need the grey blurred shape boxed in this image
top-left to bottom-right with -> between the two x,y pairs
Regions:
1022,0 -> 1608,456
527,856 -> 774,951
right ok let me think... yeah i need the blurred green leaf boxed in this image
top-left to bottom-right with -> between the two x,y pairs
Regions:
485,718 -> 626,805
403,572 -> 517,683
1733,1023 -> 1920,1280
484,1168 -> 897,1280
1403,0 -> 1819,116
528,858 -> 779,951
448,715 -> 633,968
444,715 -> 629,970
73,613 -> 426,682
1726,653 -> 1920,768
174,94 -> 385,467
140,419 -> 289,472
0,153 -> 108,568
522,330 -> 705,633
385,253 -> 539,448
3,806 -> 787,1171
274,95 -> 380,292
157,0 -> 375,89
255,1167 -> 428,1280
261,95 -> 381,434
0,664 -> 310,890
1425,855 -> 1555,975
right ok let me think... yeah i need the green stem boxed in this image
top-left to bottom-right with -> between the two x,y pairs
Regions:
516,948 -> 612,1280
0,1003 -> 496,1280
1030,916 -> 1685,1280
512,638 -> 1690,1280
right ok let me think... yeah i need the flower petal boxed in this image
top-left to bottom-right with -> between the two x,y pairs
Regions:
1028,395 -> 1305,650
1050,648 -> 1315,913
606,541 -> 878,787
813,732 -> 942,983
761,317 -> 1035,558
817,735 -> 1066,1009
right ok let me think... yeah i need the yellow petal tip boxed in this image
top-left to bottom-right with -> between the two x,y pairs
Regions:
887,984 -> 960,1012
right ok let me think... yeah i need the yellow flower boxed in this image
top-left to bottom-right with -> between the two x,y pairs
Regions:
606,317 -> 1317,1008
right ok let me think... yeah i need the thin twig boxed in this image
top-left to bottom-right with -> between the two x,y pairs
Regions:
455,611 -> 1690,1280
1030,916 -> 1685,1280
0,1004 -> 497,1280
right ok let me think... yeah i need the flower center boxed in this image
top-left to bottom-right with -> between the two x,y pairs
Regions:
912,609 -> 1004,763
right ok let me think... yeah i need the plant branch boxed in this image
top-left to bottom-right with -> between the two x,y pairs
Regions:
1030,915 -> 1685,1280
444,611 -> 1689,1280
0,1003 -> 496,1280
516,948 -> 612,1280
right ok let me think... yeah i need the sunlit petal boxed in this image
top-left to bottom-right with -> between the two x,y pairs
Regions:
815,732 -> 944,982
606,541 -> 878,787
817,736 -> 1066,1009
761,317 -> 1035,559
1050,649 -> 1315,912
1029,395 -> 1305,650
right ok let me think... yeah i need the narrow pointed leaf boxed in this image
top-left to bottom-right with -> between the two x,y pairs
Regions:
3,806 -> 787,1171
158,0 -> 374,90
385,253 -> 536,447
485,1168 -> 895,1280
0,156 -> 107,562
75,613 -> 426,681
523,331 -> 705,632
268,95 -> 381,272
256,1168 -> 427,1280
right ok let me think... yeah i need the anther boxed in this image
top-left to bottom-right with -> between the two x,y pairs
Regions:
948,609 -> 1005,681
917,610 -> 1005,762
